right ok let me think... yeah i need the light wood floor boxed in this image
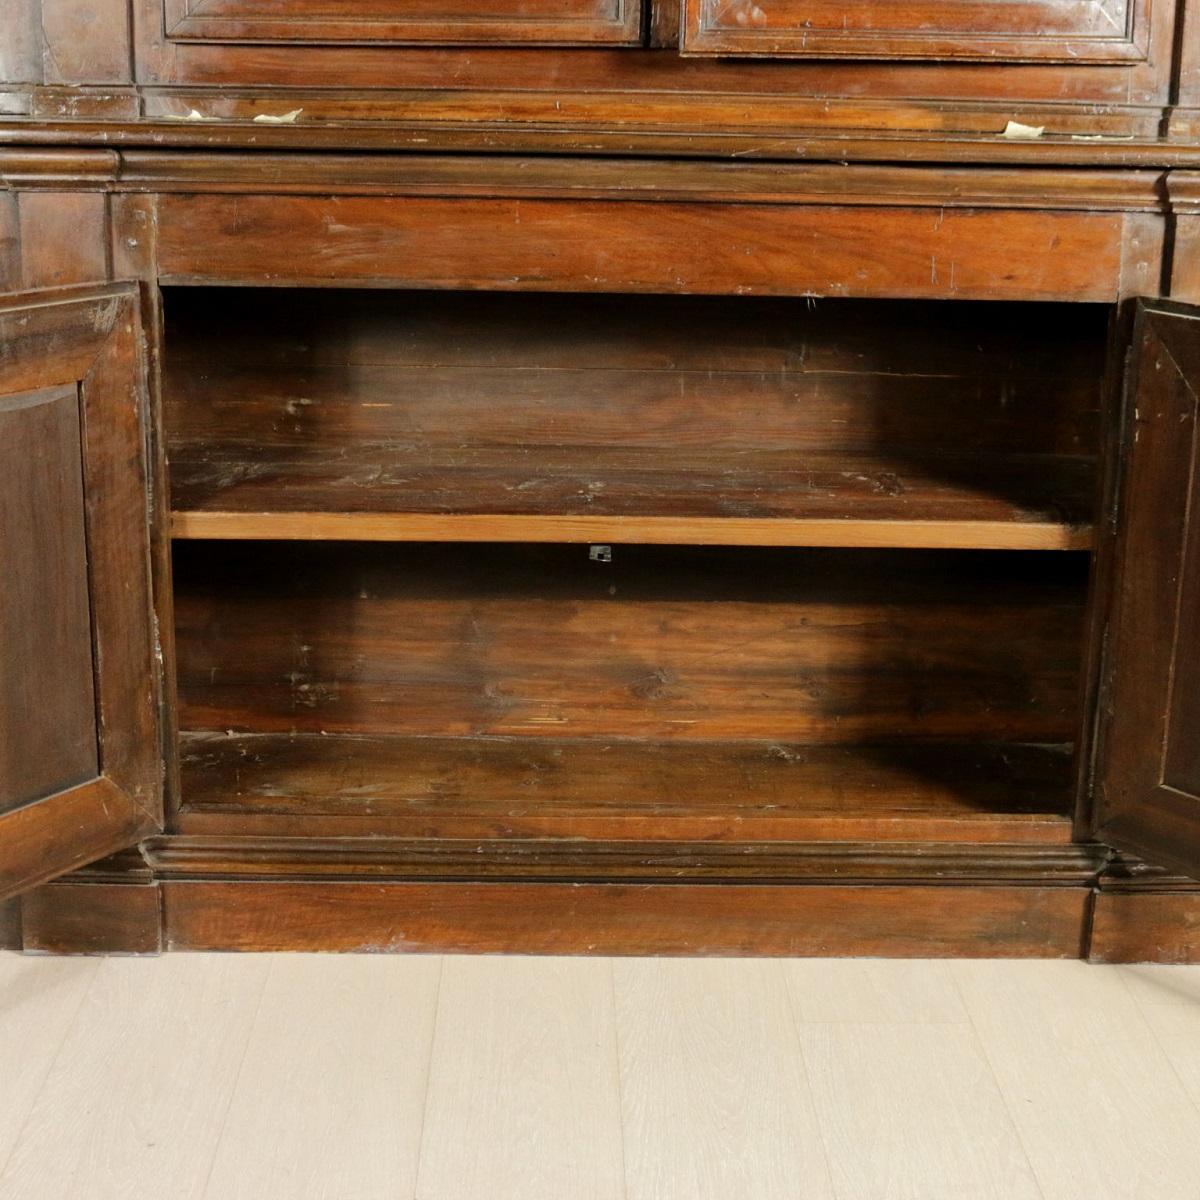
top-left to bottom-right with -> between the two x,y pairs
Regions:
1,954 -> 1199,1199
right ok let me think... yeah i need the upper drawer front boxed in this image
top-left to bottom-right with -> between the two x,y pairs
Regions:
164,0 -> 643,44
681,0 -> 1149,61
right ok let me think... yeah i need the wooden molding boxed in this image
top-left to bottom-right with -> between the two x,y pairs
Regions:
143,835 -> 1109,884
161,879 -> 1091,956
2,119 -> 1199,168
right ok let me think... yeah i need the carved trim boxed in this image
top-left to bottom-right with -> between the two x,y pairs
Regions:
142,834 -> 1109,884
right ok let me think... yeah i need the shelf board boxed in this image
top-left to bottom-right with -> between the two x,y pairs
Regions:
172,510 -> 1091,549
176,732 -> 1076,845
169,450 -> 1095,549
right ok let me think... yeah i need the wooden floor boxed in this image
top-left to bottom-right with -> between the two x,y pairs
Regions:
1,954 -> 1199,1198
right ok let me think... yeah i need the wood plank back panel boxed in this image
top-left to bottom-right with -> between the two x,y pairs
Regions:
0,385 -> 99,811
163,290 -> 1105,538
154,196 -> 1125,302
175,734 -> 1076,842
173,543 -> 1087,743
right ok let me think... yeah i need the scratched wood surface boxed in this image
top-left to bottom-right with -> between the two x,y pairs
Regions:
164,289 -> 1104,546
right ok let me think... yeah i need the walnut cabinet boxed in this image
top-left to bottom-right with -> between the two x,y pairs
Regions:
1,0 -> 1200,958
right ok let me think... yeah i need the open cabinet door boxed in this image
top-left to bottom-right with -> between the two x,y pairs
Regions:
1093,300 -> 1200,876
0,284 -> 162,900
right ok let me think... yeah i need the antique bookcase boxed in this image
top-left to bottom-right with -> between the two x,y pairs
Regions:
0,0 -> 1199,958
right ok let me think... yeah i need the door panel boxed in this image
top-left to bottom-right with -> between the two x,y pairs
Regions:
163,0 -> 643,45
0,284 -> 162,900
1093,301 -> 1200,876
0,385 -> 99,809
681,0 -> 1149,61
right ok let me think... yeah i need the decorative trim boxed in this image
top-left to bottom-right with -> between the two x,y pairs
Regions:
143,834 -> 1110,884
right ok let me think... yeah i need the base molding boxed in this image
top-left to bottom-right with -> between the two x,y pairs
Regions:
161,879 -> 1089,957
1088,891 -> 1200,963
21,882 -> 163,955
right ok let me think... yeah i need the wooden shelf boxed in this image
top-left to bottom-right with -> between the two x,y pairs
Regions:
163,290 -> 1103,551
176,732 -> 1076,845
169,450 -> 1095,549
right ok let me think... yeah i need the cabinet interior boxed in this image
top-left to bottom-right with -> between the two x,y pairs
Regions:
162,287 -> 1109,845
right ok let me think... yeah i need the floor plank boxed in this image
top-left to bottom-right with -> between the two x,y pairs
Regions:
1118,965 -> 1200,1115
0,955 -> 269,1200
202,955 -> 441,1200
0,956 -> 98,1177
416,956 -> 624,1200
783,959 -> 969,1024
954,959 -> 1200,1200
794,1019 -> 1038,1200
617,958 -> 832,1200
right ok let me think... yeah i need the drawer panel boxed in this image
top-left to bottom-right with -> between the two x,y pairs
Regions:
164,0 -> 642,44
681,0 -> 1149,61
154,194 -> 1125,303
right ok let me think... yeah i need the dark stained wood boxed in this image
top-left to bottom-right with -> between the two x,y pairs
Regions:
683,0 -> 1148,61
163,289 -> 1102,548
146,835 -> 1107,882
154,194 -> 1127,302
162,879 -> 1090,956
1092,301 -> 1200,878
0,897 -> 21,949
16,191 -> 108,288
0,385 -> 99,810
40,0 -> 133,84
1169,176 -> 1200,304
172,542 -> 1088,744
0,192 -> 18,291
164,0 -> 642,44
176,733 -> 1076,844
0,0 -> 40,87
123,0 -> 1178,121
6,121 -> 1200,165
1089,892 -> 1200,963
0,285 -> 162,901
21,881 -> 163,954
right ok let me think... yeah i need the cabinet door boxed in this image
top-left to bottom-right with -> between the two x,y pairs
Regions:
0,284 -> 162,900
1093,300 -> 1200,875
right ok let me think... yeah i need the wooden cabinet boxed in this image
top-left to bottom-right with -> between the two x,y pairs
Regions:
0,4 -> 1198,958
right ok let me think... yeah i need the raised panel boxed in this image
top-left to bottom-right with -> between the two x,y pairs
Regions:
0,386 -> 99,810
1093,302 -> 1200,877
163,0 -> 642,44
682,0 -> 1149,60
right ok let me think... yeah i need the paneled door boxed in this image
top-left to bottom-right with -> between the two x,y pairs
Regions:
0,284 -> 162,899
1093,301 -> 1200,877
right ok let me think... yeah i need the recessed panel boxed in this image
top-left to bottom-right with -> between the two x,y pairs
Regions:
164,0 -> 642,44
682,0 -> 1147,60
0,385 -> 98,812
